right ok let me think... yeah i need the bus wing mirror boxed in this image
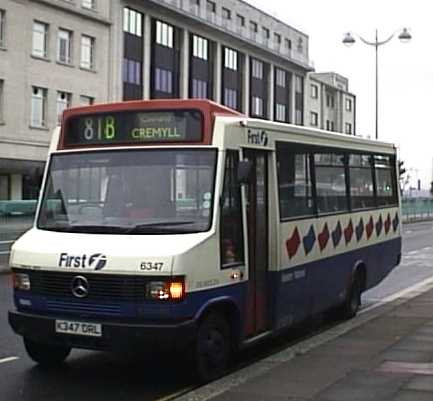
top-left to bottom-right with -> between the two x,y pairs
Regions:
237,160 -> 252,185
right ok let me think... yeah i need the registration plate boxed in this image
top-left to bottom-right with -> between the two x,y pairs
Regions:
55,320 -> 102,337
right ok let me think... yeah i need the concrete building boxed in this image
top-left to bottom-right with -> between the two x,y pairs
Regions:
0,0 -> 355,200
306,72 -> 356,135
0,0 -> 112,200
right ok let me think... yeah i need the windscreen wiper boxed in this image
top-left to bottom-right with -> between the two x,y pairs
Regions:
126,220 -> 196,234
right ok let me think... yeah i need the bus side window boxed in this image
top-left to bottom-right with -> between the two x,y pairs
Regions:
220,151 -> 245,268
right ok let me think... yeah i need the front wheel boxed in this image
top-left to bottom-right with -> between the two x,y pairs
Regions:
195,313 -> 231,383
24,338 -> 71,367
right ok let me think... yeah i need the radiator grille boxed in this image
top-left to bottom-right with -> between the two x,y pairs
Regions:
29,271 -> 147,302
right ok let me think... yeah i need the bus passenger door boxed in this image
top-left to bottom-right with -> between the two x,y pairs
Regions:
244,149 -> 270,337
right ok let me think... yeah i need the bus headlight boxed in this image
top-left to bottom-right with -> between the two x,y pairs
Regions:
12,273 -> 31,291
146,280 -> 185,301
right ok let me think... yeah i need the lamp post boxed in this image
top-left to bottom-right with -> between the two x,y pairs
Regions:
342,28 -> 412,140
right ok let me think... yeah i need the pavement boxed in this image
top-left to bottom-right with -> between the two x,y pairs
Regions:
177,278 -> 433,401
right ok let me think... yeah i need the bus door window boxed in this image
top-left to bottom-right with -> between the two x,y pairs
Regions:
220,150 -> 244,267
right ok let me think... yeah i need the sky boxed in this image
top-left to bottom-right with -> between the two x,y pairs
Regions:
247,0 -> 430,189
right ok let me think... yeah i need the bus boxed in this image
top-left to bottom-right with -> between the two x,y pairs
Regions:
8,99 -> 401,382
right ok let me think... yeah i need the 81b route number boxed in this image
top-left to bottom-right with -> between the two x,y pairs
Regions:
140,262 -> 164,271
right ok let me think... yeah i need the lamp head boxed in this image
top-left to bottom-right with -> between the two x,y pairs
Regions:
398,27 -> 412,43
342,32 -> 356,47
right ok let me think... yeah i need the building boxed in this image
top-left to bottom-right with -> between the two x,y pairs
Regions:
306,72 -> 356,135
0,0 -> 355,200
0,0 -> 112,200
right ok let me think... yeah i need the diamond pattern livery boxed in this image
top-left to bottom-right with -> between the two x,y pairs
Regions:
286,227 -> 301,259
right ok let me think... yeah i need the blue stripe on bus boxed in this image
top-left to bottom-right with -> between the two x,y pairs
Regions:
14,237 -> 401,336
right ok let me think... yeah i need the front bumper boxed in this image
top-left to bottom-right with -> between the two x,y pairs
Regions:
9,310 -> 196,351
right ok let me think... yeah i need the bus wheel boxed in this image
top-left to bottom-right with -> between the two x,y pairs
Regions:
340,273 -> 362,319
195,313 -> 231,383
24,338 -> 71,367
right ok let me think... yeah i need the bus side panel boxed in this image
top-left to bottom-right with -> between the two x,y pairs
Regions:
271,237 -> 401,330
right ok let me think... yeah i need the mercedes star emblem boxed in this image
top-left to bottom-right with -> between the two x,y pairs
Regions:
71,276 -> 89,298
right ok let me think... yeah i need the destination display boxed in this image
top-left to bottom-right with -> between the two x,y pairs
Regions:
64,109 -> 203,147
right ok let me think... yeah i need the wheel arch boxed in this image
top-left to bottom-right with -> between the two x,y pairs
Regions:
352,259 -> 367,293
194,297 -> 242,348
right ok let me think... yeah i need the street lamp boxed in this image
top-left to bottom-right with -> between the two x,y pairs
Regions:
342,28 -> 412,140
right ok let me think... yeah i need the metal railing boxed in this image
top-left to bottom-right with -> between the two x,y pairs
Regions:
401,197 -> 433,222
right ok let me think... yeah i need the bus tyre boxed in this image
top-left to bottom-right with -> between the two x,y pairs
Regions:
195,313 -> 231,383
24,338 -> 71,367
340,273 -> 362,319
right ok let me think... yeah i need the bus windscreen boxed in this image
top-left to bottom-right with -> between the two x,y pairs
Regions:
63,109 -> 203,147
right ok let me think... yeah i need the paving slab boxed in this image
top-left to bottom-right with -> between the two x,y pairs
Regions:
316,370 -> 411,401
404,375 -> 433,392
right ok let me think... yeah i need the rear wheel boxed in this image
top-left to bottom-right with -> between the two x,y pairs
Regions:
195,313 -> 231,383
24,338 -> 71,367
340,273 -> 362,319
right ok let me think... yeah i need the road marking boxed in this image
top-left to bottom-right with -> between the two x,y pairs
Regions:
0,357 -> 19,364
0,251 -> 10,255
361,275 -> 433,314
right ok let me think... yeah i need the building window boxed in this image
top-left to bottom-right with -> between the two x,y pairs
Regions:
274,33 -> 281,44
275,68 -> 286,88
224,88 -> 237,109
311,84 -> 318,99
345,122 -> 352,134
82,0 -> 95,9
285,38 -> 291,53
57,29 -> 72,64
222,7 -> 231,20
297,37 -> 303,53
237,14 -> 245,27
0,10 -> 5,48
56,91 -> 71,125
0,80 -> 4,122
346,98 -> 352,111
251,96 -> 263,117
192,35 -> 208,60
79,95 -> 94,105
123,7 -> 142,37
251,58 -> 263,79
155,68 -> 173,93
249,21 -> 258,33
31,86 -> 47,128
224,47 -> 237,71
123,59 -> 141,85
80,35 -> 95,69
326,94 -> 335,108
326,120 -> 335,131
262,27 -> 270,40
310,112 -> 318,126
192,79 -> 207,98
206,0 -> 216,13
32,21 -> 48,58
275,103 -> 286,122
155,21 -> 173,48
295,75 -> 303,125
